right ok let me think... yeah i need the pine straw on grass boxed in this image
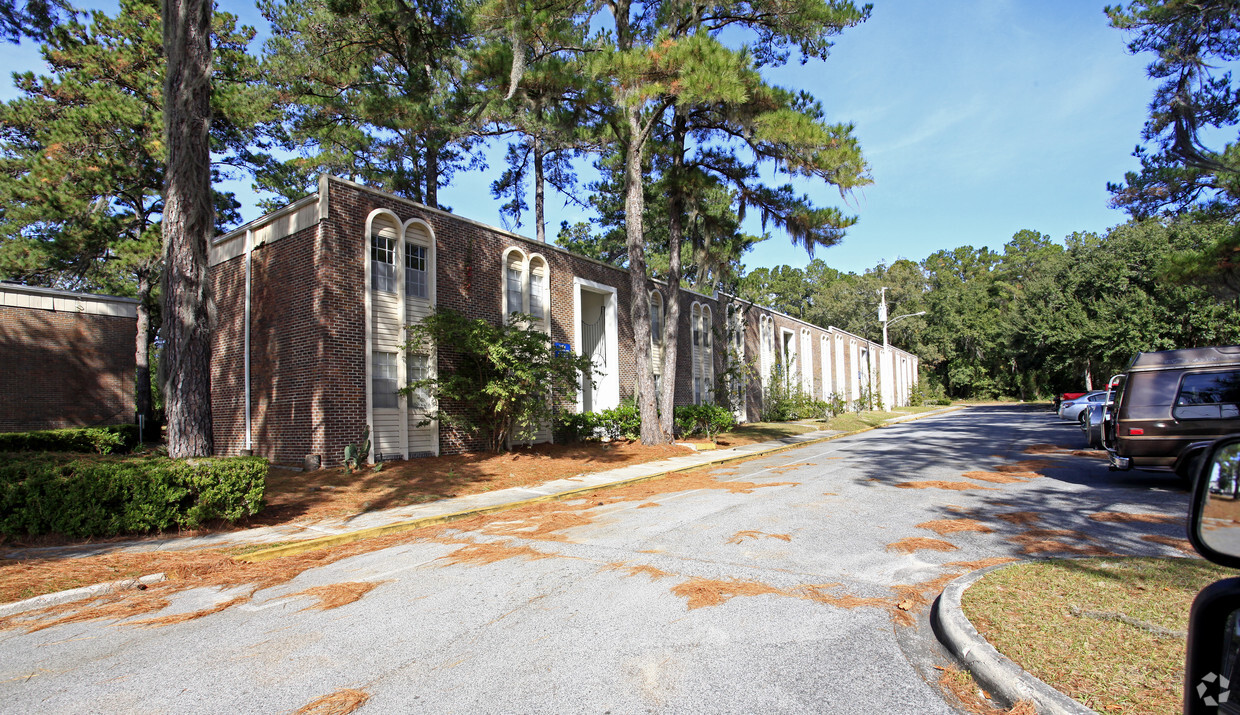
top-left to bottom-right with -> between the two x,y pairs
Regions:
894,481 -> 997,491
945,557 -> 1019,571
937,665 -> 1037,715
886,537 -> 958,554
962,557 -> 1232,714
293,688 -> 370,715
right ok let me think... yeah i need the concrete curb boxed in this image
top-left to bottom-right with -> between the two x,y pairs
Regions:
237,405 -> 967,563
0,572 -> 166,618
237,429 -> 848,563
933,563 -> 1097,715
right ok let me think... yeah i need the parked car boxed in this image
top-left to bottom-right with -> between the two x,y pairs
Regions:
1053,390 -> 1088,411
1104,345 -> 1240,483
1058,390 -> 1108,422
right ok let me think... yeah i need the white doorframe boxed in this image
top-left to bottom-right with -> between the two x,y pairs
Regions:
573,277 -> 620,412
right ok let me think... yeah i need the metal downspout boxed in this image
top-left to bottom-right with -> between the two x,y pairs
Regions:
244,228 -> 253,451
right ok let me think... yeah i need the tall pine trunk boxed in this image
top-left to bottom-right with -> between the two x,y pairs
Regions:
161,0 -> 214,458
658,106 -> 687,439
134,269 -> 153,434
533,133 -> 546,243
623,107 -> 664,445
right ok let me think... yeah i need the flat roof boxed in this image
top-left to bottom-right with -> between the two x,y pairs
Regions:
1129,346 -> 1240,372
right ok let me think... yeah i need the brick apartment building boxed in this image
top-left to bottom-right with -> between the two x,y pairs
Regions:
0,283 -> 138,432
209,176 -> 919,466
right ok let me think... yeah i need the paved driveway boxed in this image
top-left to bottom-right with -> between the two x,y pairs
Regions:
0,407 -> 1191,713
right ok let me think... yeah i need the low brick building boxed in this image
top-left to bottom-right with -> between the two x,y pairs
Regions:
0,283 -> 138,432
209,176 -> 919,465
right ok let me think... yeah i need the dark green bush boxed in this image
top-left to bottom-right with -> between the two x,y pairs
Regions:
554,410 -> 599,443
0,454 -> 267,538
594,400 -> 642,441
674,404 -> 736,440
0,424 -> 140,455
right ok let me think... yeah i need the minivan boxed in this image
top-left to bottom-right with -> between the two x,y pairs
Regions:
1104,346 -> 1240,482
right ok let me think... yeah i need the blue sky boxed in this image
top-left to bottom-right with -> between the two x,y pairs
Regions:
2,0 -> 1159,275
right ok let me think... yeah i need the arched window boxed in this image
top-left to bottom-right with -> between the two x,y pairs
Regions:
649,291 -> 663,346
502,247 -> 551,329
504,248 -> 526,317
529,255 -> 548,321
691,303 -> 715,404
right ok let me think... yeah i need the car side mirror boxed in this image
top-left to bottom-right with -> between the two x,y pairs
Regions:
1184,435 -> 1240,714
1191,436 -> 1240,569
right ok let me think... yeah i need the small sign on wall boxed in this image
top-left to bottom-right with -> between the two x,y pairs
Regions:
553,341 -> 571,356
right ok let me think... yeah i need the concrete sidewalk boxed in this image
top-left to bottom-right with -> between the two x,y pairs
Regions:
3,406 -> 963,565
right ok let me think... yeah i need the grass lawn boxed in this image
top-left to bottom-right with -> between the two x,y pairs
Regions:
963,557 -> 1232,714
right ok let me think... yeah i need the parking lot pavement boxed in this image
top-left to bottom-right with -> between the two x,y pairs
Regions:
0,406 -> 1189,713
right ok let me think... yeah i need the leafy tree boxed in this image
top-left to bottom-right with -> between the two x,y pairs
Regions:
522,0 -> 871,443
403,309 -> 595,452
0,0 -> 271,431
1107,0 -> 1240,218
1107,1 -> 1240,297
258,0 -> 482,209
0,0 -> 71,43
474,0 -> 592,242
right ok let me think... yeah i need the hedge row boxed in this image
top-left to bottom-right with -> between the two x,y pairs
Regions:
0,425 -> 140,455
0,455 -> 267,538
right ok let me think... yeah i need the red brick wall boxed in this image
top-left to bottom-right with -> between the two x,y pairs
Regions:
210,178 -> 917,463
0,305 -> 135,431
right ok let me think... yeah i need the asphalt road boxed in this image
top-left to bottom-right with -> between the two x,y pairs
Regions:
0,406 -> 1193,714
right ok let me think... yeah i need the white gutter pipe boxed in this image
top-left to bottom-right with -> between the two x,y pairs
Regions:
244,228 -> 253,451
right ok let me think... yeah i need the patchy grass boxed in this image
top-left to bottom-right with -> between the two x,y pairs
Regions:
821,410 -> 906,432
962,557 -> 1231,714
713,422 -> 817,444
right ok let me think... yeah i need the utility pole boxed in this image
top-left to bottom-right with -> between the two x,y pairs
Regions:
879,287 -> 889,349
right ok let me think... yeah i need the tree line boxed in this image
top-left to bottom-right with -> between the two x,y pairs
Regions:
738,219 -> 1240,400
0,0 -> 1238,449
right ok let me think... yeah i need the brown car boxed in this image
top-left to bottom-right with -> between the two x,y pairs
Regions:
1105,346 -> 1240,482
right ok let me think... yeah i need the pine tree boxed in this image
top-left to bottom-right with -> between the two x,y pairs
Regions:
0,0 -> 271,434
258,0 -> 482,209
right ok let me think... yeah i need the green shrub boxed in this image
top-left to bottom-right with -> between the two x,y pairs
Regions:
761,366 -> 834,421
594,399 -> 643,440
673,404 -> 736,440
0,454 -> 267,538
0,425 -> 140,455
554,410 -> 600,443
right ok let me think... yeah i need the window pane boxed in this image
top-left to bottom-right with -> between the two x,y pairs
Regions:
372,352 -> 398,409
506,263 -> 524,314
371,233 -> 396,293
530,269 -> 546,320
1177,372 -> 1240,405
405,244 -> 428,299
407,353 -> 430,410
